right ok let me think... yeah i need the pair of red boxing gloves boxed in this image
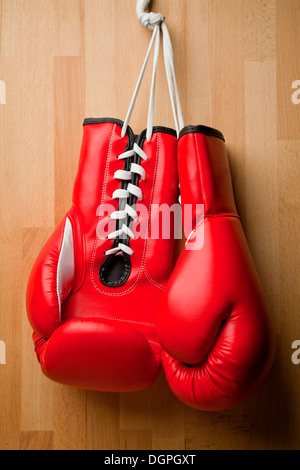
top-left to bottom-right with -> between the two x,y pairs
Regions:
26,7 -> 275,411
26,116 -> 276,411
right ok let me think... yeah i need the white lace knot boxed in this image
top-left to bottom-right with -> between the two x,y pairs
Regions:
138,11 -> 165,30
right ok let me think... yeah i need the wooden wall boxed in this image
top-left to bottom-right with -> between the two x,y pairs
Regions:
0,0 -> 300,450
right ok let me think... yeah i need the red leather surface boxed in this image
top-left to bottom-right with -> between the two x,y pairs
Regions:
26,120 -> 178,392
157,130 -> 276,411
36,319 -> 159,392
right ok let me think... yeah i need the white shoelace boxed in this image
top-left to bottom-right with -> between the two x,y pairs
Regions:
121,4 -> 184,141
105,0 -> 184,257
104,143 -> 148,256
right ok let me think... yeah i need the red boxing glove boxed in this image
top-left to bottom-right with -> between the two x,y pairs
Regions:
26,118 -> 178,392
157,125 -> 276,411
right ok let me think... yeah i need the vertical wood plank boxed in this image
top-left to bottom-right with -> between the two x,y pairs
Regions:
53,385 -> 87,450
277,0 -> 300,140
244,0 -> 276,61
20,431 -> 53,450
53,0 -> 85,57
183,0 -> 212,126
244,61 -> 281,449
210,0 -> 246,218
20,0 -> 55,227
244,61 -> 279,321
54,56 -> 86,225
0,0 -> 23,57
21,228 -> 54,433
150,373 -> 185,450
84,0 -> 119,119
0,246 -> 22,450
0,57 -> 23,450
86,392 -> 122,450
185,407 -> 251,450
119,430 -> 152,450
276,140 -> 300,449
120,388 -> 153,431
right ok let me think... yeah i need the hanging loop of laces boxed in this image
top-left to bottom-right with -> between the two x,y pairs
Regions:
105,0 -> 184,257
136,0 -> 165,30
122,0 -> 184,141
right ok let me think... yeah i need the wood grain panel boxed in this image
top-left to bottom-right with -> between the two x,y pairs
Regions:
86,392 -> 121,450
184,0 -> 211,125
277,0 -> 300,140
20,0 -> 55,227
210,0 -> 246,218
53,0 -> 85,57
20,431 -> 53,450
21,228 -> 55,433
245,0 -> 276,61
119,430 -> 152,450
277,140 -> 300,449
54,56 -> 85,224
0,245 -> 22,450
53,385 -> 87,450
0,0 -> 300,451
244,60 -> 279,310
